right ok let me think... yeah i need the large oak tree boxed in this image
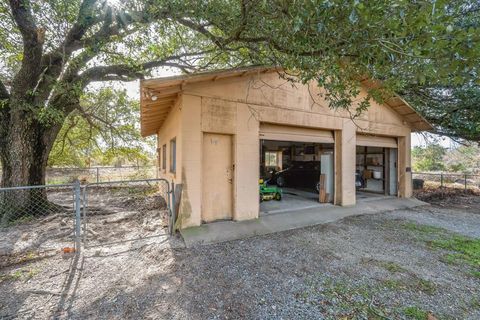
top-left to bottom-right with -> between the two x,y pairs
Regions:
1,0 -> 479,191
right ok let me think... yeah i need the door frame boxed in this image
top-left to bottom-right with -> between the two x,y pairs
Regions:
201,132 -> 234,223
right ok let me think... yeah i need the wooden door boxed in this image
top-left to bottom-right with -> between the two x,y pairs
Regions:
202,133 -> 233,222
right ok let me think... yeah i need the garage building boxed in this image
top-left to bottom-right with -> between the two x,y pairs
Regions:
139,67 -> 432,229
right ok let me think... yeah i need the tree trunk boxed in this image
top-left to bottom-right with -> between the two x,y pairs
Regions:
1,123 -> 54,188
0,113 -> 61,224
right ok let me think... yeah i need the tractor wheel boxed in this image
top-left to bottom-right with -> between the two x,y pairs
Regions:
260,194 -> 264,202
275,192 -> 282,201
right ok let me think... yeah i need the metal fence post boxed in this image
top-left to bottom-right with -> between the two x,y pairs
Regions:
96,167 -> 100,183
74,180 -> 82,253
440,173 -> 444,188
465,174 -> 468,191
170,180 -> 176,235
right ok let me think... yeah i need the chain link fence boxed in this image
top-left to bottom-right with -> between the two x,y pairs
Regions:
0,178 -> 174,260
83,179 -> 172,247
0,184 -> 78,260
0,166 -> 157,185
412,172 -> 480,190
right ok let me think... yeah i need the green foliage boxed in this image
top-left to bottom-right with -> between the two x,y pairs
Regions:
412,143 -> 480,173
403,306 -> 428,320
405,85 -> 480,142
49,87 -> 154,167
177,0 -> 478,105
412,144 -> 446,172
404,222 -> 480,280
444,144 -> 480,174
378,261 -> 406,273
431,236 -> 480,268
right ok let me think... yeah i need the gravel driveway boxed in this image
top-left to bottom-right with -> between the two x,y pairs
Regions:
1,196 -> 479,319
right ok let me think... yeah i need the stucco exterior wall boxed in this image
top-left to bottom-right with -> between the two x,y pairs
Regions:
157,98 -> 182,184
181,72 -> 410,137
160,72 -> 413,228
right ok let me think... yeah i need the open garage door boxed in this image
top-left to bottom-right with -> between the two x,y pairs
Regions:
356,134 -> 398,197
259,123 -> 334,144
259,124 -> 335,215
356,134 -> 397,148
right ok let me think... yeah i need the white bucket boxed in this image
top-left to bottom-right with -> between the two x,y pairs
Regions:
373,171 -> 382,179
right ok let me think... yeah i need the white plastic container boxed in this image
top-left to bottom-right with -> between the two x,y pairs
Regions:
373,171 -> 382,179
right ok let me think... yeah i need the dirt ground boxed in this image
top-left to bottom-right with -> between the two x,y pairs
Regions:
1,189 -> 479,319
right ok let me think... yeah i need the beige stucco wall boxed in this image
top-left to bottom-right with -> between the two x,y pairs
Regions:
157,98 -> 182,183
158,72 -> 413,228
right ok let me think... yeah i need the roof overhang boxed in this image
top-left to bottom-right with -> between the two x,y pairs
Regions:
140,66 -> 433,137
140,66 -> 274,137
360,79 -> 433,132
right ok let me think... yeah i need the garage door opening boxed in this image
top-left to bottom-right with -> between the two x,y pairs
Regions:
260,139 -> 334,215
355,145 -> 398,199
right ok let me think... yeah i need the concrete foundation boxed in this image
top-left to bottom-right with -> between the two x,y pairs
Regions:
180,197 -> 428,247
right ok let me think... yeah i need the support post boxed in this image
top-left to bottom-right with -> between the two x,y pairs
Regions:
334,120 -> 356,206
74,180 -> 82,253
440,173 -> 444,188
465,174 -> 468,191
96,167 -> 99,183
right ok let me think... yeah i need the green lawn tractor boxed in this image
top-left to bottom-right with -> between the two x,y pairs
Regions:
259,179 -> 282,202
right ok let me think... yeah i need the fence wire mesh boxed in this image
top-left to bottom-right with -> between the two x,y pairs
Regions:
83,179 -> 171,247
46,166 -> 157,184
0,166 -> 157,185
413,172 -> 480,190
0,184 -> 76,259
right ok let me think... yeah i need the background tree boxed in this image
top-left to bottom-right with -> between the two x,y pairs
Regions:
1,0 -> 479,190
444,144 -> 480,173
412,144 -> 447,172
49,87 -> 154,167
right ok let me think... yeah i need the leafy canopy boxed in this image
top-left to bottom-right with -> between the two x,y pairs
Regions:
49,87 -> 154,167
169,0 -> 479,114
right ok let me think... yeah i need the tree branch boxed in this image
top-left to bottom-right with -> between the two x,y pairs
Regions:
79,50 -> 215,83
8,0 -> 40,46
9,0 -> 45,95
62,0 -> 100,51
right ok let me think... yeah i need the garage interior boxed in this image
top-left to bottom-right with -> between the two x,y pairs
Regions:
355,137 -> 398,199
260,139 -> 334,214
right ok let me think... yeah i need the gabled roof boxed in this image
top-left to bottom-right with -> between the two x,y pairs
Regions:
140,66 -> 433,137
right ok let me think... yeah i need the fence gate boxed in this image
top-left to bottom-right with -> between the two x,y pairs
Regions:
82,178 -> 174,247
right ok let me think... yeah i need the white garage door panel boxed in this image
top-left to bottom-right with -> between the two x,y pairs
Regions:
259,123 -> 334,143
356,134 -> 398,148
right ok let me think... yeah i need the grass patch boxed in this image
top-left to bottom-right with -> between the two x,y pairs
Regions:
471,298 -> 480,309
404,222 -> 445,235
404,222 -> 480,277
382,277 -> 436,295
403,306 -> 428,319
383,279 -> 407,290
379,261 -> 406,273
298,278 -> 390,318
0,268 -> 39,283
470,270 -> 480,279
415,278 -> 436,295
430,236 -> 480,267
